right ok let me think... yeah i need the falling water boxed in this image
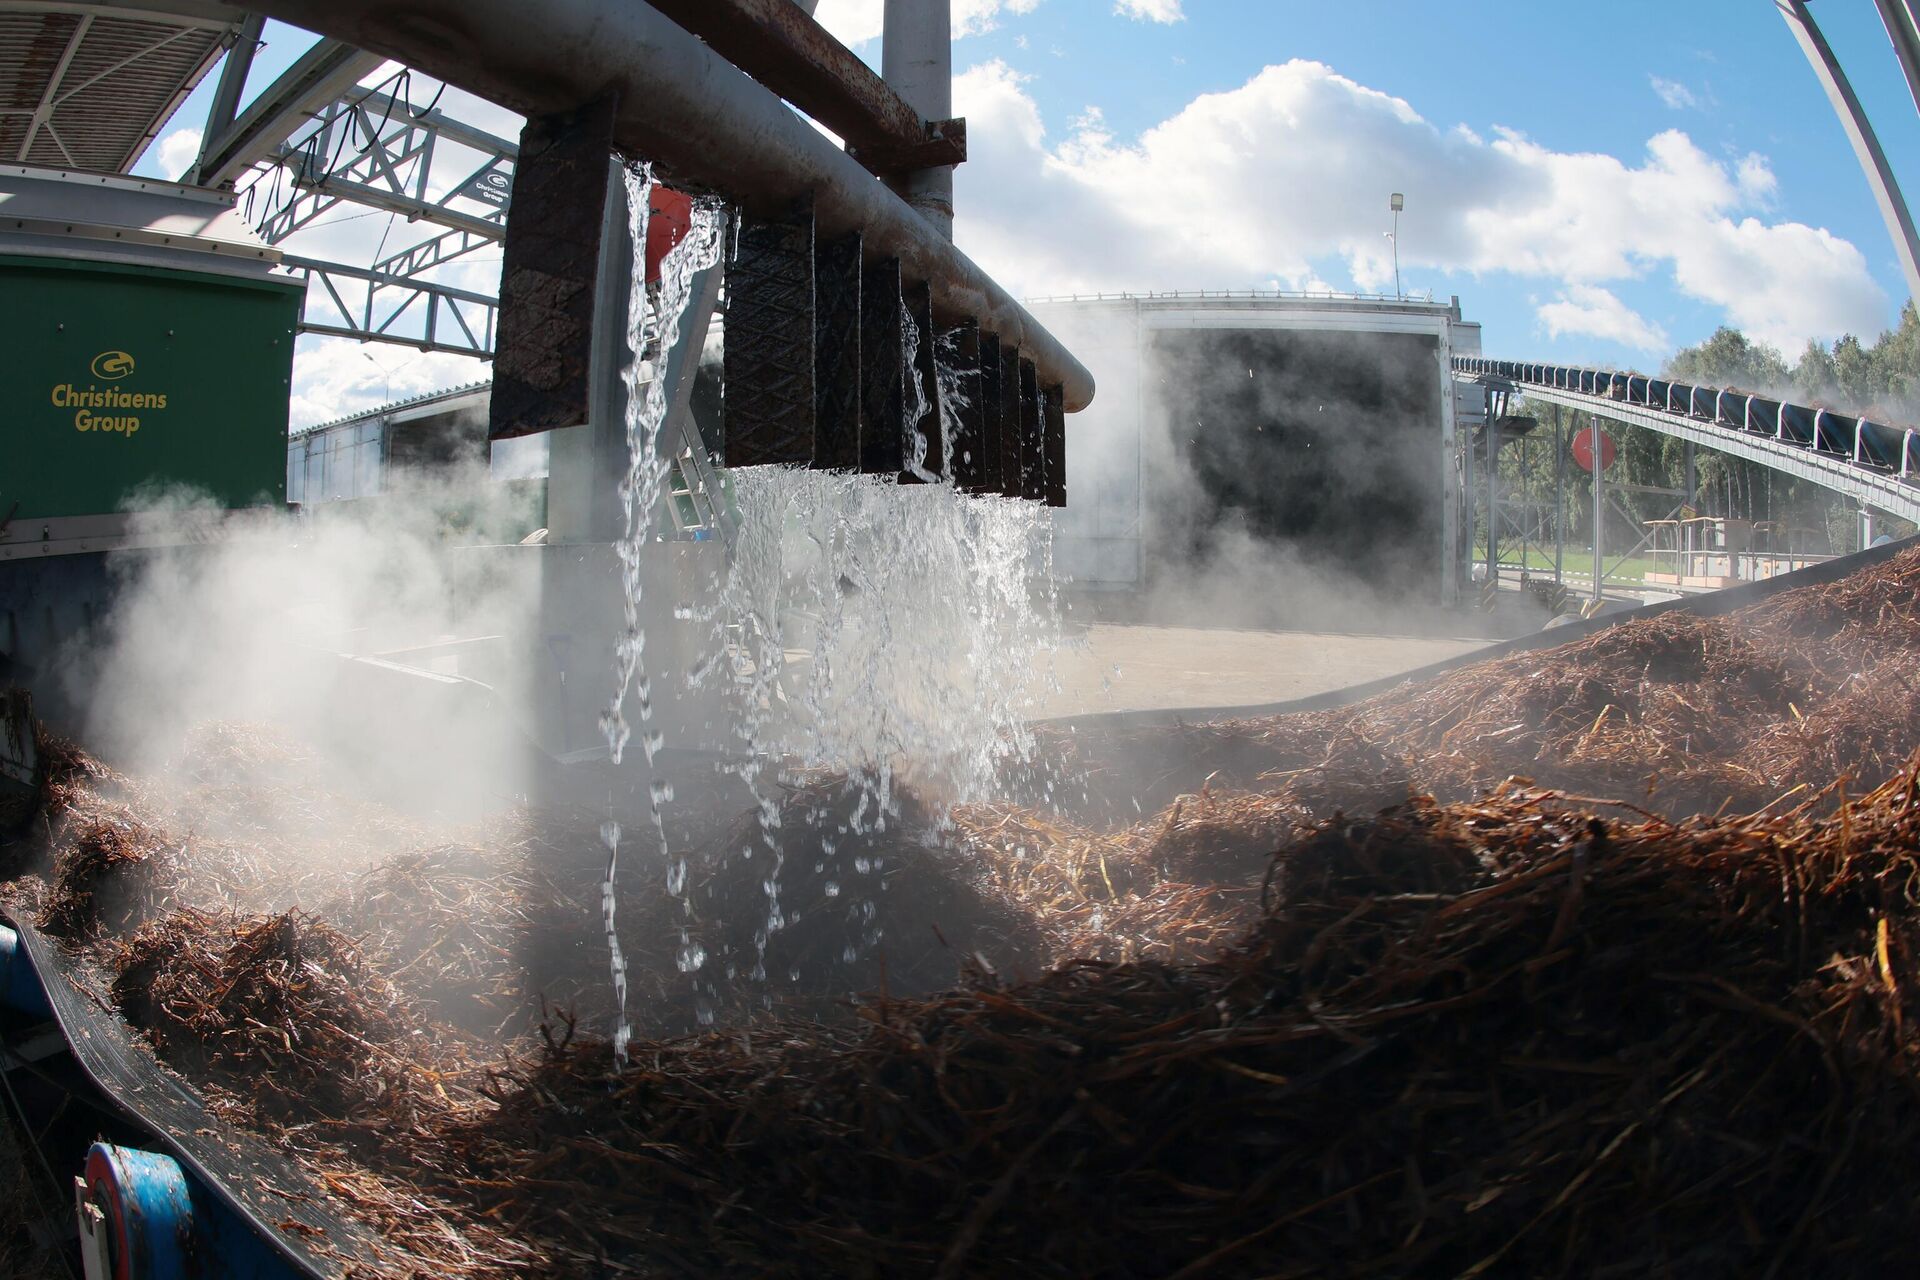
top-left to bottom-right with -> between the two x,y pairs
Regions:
597,166 -> 725,1061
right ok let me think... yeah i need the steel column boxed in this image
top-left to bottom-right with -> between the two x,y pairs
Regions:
882,0 -> 954,239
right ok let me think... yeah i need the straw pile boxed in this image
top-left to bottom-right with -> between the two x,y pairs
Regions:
1035,546 -> 1920,828
109,909 -> 455,1129
429,771 -> 1920,1279
8,550 -> 1920,1276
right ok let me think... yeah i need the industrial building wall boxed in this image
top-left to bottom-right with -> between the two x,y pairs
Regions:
1146,327 -> 1446,614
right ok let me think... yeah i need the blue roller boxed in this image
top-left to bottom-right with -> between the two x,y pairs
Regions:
83,1142 -> 296,1279
0,923 -> 52,1020
85,1143 -> 193,1280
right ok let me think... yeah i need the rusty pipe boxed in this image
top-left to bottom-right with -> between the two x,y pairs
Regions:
239,0 -> 1095,411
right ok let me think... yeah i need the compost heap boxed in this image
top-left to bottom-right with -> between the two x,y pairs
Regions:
6,547 -> 1920,1277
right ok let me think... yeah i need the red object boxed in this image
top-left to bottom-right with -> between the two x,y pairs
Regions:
1572,425 -> 1617,473
645,187 -> 694,283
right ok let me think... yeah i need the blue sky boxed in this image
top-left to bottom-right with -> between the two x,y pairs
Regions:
133,0 -> 1920,418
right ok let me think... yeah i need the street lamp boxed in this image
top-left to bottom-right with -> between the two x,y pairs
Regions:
1388,192 -> 1404,299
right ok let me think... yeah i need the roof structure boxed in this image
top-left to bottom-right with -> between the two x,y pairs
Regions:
0,1 -> 244,174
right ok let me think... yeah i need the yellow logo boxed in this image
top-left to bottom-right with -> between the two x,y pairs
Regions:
90,350 -> 135,380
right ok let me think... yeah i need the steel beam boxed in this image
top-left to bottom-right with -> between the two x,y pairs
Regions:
188,39 -> 381,187
279,254 -> 497,356
193,12 -> 261,167
238,0 -> 1095,412
1779,0 -> 1920,304
645,0 -> 964,176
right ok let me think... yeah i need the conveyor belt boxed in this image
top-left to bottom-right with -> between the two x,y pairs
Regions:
1043,532 -> 1920,733
5,911 -> 386,1278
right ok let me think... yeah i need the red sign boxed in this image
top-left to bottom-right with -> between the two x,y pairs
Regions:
1572,425 -> 1617,473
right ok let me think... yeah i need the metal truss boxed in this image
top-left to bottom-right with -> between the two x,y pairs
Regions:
278,254 -> 496,357
1456,369 -> 1920,528
248,79 -> 515,246
225,66 -> 517,356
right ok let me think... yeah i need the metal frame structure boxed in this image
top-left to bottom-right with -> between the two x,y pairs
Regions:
243,0 -> 1092,409
0,0 -> 243,171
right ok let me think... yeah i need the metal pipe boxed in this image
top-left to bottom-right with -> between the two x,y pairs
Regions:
239,0 -> 1093,410
882,0 -> 954,238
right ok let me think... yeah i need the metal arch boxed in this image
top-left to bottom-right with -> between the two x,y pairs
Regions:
1779,0 -> 1920,305
1873,0 -> 1920,118
1452,363 -> 1920,526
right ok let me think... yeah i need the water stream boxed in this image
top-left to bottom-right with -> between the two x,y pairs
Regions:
597,166 -> 725,1062
599,186 -> 1064,1044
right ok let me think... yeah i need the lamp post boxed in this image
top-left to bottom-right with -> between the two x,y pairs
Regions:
1388,192 -> 1404,299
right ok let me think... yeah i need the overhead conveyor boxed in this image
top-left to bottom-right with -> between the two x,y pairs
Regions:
1454,356 -> 1920,526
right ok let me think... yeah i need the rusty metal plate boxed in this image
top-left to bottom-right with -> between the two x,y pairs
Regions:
976,333 -> 1003,495
1018,356 -> 1043,502
489,95 -> 618,441
1043,380 -> 1067,508
859,256 -> 904,476
902,279 -> 941,482
999,343 -> 1022,498
942,319 -> 984,492
813,231 -> 862,470
725,202 -> 816,468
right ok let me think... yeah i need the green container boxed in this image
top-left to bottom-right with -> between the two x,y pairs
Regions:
1,254 -> 301,522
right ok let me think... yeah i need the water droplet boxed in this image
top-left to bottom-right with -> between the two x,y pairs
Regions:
824,880 -> 840,898
677,941 -> 707,972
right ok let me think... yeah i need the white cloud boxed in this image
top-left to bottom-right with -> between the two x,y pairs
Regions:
1538,285 -> 1668,351
156,126 -> 201,180
813,0 -> 1042,45
1116,0 -> 1185,21
1650,76 -> 1699,110
949,58 -> 1885,354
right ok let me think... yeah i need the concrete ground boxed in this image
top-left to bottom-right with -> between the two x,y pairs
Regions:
1033,624 -> 1493,719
